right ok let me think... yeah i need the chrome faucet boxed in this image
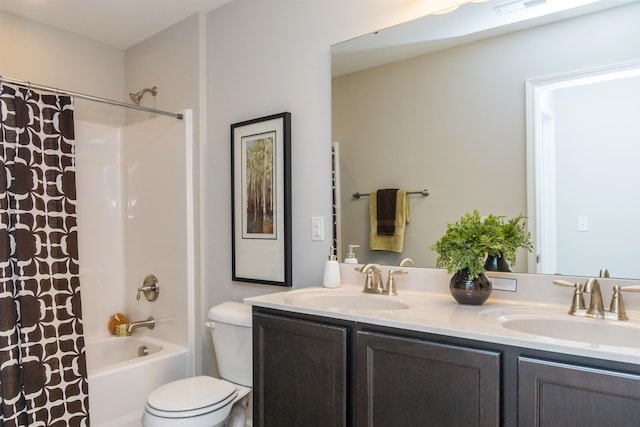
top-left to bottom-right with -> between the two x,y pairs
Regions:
358,264 -> 384,294
126,316 -> 155,334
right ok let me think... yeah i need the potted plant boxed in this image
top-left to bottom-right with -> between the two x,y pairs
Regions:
484,214 -> 533,273
429,210 -> 532,305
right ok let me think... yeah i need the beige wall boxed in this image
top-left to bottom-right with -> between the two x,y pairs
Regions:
0,11 -> 125,125
332,3 -> 640,270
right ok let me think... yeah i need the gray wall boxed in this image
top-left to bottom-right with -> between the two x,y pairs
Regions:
200,0 -> 434,374
0,11 -> 125,125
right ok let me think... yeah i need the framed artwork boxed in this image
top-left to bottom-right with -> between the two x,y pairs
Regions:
231,112 -> 292,286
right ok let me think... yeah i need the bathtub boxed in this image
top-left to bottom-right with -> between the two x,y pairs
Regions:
86,336 -> 189,427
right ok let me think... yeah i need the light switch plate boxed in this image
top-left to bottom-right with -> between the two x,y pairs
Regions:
311,216 -> 324,241
578,216 -> 589,232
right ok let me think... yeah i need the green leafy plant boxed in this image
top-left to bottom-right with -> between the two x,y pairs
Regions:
429,210 -> 533,279
495,214 -> 533,264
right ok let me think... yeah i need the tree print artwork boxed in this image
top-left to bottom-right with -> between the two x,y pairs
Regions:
243,132 -> 276,239
231,112 -> 290,285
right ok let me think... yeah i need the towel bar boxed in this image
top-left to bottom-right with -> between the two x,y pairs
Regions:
352,189 -> 429,199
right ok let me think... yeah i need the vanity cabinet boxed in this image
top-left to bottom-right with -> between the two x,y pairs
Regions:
252,307 -> 640,427
355,331 -> 500,427
518,357 -> 640,426
253,311 -> 349,427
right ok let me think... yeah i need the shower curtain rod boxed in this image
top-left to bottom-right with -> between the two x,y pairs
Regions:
0,75 -> 183,120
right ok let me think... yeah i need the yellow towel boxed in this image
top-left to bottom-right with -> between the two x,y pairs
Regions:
369,190 -> 410,253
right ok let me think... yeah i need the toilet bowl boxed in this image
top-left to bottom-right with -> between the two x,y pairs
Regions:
142,376 -> 250,427
142,301 -> 252,426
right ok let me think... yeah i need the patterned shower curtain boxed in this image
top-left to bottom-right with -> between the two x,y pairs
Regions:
0,85 -> 89,426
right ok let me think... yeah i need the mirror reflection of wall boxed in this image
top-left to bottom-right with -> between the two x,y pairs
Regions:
331,1 -> 640,277
534,72 -> 640,277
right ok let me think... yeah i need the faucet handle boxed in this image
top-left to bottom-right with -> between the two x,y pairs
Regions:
385,269 -> 408,296
609,285 -> 629,321
553,279 -> 576,288
137,274 -> 160,301
553,280 -> 586,315
619,285 -> 640,293
610,285 -> 640,321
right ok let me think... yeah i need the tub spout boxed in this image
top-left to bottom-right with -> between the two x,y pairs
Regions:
126,316 -> 155,334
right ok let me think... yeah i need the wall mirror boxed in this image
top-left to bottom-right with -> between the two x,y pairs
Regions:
331,0 -> 640,278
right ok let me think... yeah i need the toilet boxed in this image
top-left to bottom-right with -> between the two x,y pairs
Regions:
142,301 -> 252,427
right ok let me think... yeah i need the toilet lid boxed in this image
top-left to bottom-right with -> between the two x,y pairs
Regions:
147,376 -> 237,412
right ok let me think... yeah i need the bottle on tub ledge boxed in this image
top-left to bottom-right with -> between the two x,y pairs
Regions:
322,246 -> 341,288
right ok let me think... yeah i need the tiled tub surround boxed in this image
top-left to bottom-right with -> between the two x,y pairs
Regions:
247,264 -> 640,365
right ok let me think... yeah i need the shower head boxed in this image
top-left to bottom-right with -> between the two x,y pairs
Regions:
129,86 -> 158,105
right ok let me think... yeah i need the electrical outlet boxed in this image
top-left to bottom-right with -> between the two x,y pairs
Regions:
311,217 -> 324,241
492,277 -> 517,292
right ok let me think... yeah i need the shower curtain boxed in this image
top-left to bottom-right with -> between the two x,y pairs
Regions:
0,85 -> 89,426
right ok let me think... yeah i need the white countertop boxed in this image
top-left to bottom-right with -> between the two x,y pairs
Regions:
245,281 -> 640,365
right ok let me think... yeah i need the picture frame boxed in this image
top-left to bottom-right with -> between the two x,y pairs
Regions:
231,112 -> 292,286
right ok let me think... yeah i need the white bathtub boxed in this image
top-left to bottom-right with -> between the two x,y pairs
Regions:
86,336 -> 189,427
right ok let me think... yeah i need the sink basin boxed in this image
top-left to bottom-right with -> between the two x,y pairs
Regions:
478,306 -> 640,348
502,317 -> 640,347
284,289 -> 409,311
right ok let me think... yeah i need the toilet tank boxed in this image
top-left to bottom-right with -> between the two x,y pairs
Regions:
207,301 -> 252,387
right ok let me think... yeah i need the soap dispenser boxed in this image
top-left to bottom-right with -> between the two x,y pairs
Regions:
344,244 -> 360,264
322,246 -> 341,288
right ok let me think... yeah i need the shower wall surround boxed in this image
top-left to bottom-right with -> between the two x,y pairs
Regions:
75,121 -> 125,338
75,113 -> 194,354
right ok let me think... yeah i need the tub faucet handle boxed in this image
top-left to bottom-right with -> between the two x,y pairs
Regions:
137,274 -> 160,301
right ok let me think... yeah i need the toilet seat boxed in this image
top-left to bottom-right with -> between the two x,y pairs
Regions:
146,376 -> 238,418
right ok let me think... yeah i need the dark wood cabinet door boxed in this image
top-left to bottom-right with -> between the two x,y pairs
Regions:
253,312 -> 348,427
356,331 -> 501,427
518,357 -> 640,427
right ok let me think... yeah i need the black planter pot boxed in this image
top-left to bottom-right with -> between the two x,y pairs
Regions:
484,252 -> 513,272
449,269 -> 492,305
